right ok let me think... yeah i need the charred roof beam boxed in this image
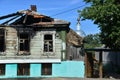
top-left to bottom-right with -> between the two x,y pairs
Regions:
0,12 -> 22,20
23,15 -> 28,24
1,16 -> 20,25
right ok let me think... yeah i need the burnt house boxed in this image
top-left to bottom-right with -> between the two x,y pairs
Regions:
0,6 -> 85,78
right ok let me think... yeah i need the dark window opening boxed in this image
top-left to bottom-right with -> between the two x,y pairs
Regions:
19,33 -> 30,55
0,29 -> 5,52
41,63 -> 52,75
44,34 -> 53,52
0,64 -> 5,75
17,63 -> 30,75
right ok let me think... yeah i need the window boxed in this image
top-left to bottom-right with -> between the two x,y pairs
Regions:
44,34 -> 53,52
18,33 -> 30,55
0,64 -> 5,75
17,63 -> 30,76
41,63 -> 52,75
0,29 -> 5,52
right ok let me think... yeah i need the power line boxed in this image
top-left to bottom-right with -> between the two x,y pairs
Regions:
51,4 -> 87,17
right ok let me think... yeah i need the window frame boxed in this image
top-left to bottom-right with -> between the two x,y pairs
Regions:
41,30 -> 55,56
17,63 -> 30,76
18,32 -> 30,55
0,64 -> 5,75
41,63 -> 52,75
44,34 -> 53,52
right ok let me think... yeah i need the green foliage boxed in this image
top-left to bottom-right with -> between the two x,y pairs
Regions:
84,33 -> 102,48
79,0 -> 120,49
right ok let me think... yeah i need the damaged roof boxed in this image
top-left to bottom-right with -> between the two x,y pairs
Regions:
67,29 -> 83,46
0,5 -> 83,46
0,6 -> 70,26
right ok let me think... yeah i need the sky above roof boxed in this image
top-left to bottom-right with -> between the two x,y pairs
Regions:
0,0 -> 100,35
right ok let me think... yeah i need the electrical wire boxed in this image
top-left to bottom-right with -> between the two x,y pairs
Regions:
51,4 -> 87,17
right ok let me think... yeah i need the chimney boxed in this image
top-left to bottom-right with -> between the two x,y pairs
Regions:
30,5 -> 37,12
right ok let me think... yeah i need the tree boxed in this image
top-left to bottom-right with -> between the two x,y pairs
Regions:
84,33 -> 102,48
79,0 -> 120,49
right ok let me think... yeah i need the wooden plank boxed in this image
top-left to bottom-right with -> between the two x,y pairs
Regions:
99,51 -> 103,78
85,52 -> 93,78
31,42 -> 42,47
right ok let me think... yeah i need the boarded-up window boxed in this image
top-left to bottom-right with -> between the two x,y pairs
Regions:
17,63 -> 30,75
41,63 -> 52,75
0,64 -> 5,75
44,34 -> 53,52
0,29 -> 5,52
18,33 -> 30,55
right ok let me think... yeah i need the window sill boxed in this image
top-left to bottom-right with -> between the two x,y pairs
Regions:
17,52 -> 30,56
42,52 -> 55,56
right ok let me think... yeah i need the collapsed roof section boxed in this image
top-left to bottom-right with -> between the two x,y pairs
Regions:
12,10 -> 54,25
0,6 -> 70,27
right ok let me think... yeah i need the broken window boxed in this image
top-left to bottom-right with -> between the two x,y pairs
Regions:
0,29 -> 5,52
0,64 -> 5,75
41,63 -> 52,75
18,33 -> 30,55
44,34 -> 53,52
17,63 -> 30,75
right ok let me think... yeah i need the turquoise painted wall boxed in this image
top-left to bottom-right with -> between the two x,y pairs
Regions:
6,64 -> 17,77
0,61 -> 84,78
30,64 -> 41,77
52,61 -> 85,78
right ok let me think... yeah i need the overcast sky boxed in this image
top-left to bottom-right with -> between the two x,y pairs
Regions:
0,0 -> 100,35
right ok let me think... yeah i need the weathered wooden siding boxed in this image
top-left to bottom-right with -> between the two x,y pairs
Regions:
0,27 -> 62,60
66,44 -> 84,61
0,26 -> 83,64
5,27 -> 18,56
30,30 -> 62,59
55,38 -> 62,59
30,31 -> 42,58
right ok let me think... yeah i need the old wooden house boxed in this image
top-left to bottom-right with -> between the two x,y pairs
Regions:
0,6 -> 84,78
